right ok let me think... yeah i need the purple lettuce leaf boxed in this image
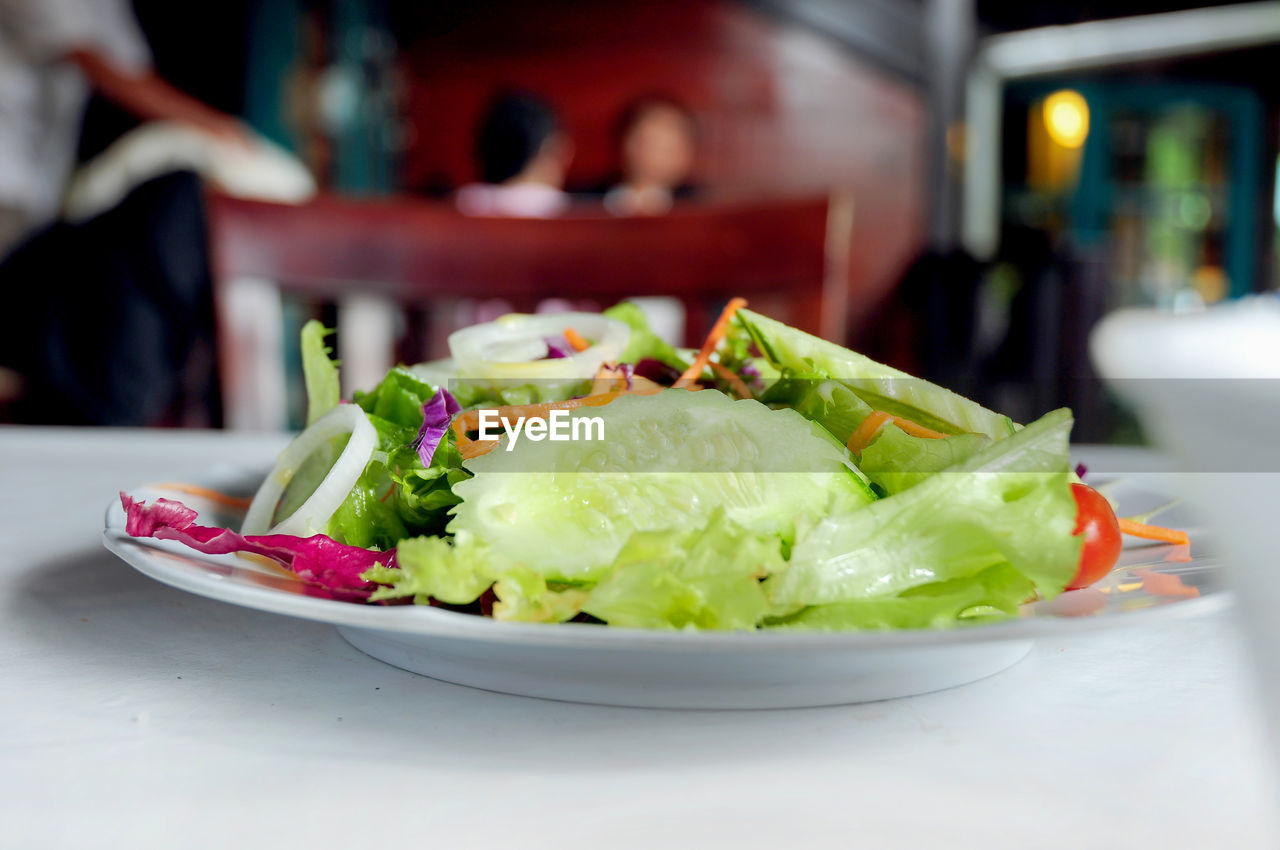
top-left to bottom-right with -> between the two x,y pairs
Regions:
120,493 -> 396,601
632,357 -> 681,385
411,388 -> 461,467
738,362 -> 766,391
613,362 -> 634,389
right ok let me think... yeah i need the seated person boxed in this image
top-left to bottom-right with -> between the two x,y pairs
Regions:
604,95 -> 698,217
455,91 -> 573,218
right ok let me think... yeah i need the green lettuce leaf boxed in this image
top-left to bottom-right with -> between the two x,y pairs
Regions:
858,425 -> 991,496
581,510 -> 781,630
451,379 -> 592,409
296,334 -> 469,542
764,564 -> 1034,630
300,320 -> 341,426
766,408 -> 1080,618
354,367 -> 440,430
603,301 -> 689,371
366,532 -> 495,605
365,531 -> 587,622
491,569 -> 589,623
366,511 -> 783,630
759,376 -> 874,444
738,308 -> 1015,440
448,389 -> 875,582
346,366 -> 468,538
324,460 -> 409,550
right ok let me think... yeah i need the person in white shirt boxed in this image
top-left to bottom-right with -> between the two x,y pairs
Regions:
0,0 -> 246,258
455,91 -> 573,219
0,0 -> 251,424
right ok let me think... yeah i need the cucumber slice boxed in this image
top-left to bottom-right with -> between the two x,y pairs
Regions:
738,309 -> 1015,440
447,389 -> 875,580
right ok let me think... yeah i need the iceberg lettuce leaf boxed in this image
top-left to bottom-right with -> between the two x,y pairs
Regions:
766,409 -> 1079,617
759,376 -> 874,444
581,510 -> 780,630
765,564 -> 1034,630
366,533 -> 495,605
364,531 -> 586,622
738,308 -> 1015,440
448,389 -> 875,581
491,569 -> 589,623
858,425 -> 991,495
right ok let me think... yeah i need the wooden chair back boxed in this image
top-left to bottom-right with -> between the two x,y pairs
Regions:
206,193 -> 854,429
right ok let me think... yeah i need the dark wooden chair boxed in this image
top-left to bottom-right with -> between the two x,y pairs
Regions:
206,192 -> 855,429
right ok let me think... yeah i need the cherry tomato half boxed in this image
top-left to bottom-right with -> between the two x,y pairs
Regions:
1066,483 -> 1123,590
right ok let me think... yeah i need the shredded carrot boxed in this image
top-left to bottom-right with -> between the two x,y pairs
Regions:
460,438 -> 501,459
673,297 -> 748,389
892,418 -> 947,440
564,327 -> 590,352
148,483 -> 254,511
452,391 -> 625,443
456,395 -> 597,442
846,412 -> 894,454
709,361 -> 753,399
845,411 -> 947,454
1118,518 -> 1190,546
591,364 -> 629,395
451,384 -> 663,459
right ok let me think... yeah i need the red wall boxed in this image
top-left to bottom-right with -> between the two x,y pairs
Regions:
401,0 -> 926,331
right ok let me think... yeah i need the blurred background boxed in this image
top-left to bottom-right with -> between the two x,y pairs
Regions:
1,0 -> 1277,437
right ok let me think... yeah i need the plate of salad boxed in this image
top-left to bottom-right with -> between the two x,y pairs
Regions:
104,300 -> 1223,707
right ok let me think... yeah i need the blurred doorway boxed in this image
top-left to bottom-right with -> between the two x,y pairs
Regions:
1005,80 -> 1264,310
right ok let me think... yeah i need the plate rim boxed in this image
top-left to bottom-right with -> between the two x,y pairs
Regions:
103,471 -> 1230,652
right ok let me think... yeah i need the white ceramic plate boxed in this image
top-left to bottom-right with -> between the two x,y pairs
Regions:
103,463 -> 1226,708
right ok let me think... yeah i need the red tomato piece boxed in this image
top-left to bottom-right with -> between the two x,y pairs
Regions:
1066,483 -> 1123,590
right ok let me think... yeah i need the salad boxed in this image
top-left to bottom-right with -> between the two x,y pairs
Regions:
121,299 -> 1188,630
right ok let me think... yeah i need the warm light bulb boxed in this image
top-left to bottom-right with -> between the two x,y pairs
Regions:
1043,90 -> 1090,149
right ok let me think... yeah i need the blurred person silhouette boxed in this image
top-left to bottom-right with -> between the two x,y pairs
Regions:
594,96 -> 698,345
455,91 -> 573,218
0,0 -> 247,258
0,0 -> 259,425
603,95 -> 697,217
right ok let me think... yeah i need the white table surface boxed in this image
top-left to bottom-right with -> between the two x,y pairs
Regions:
2,426 -> 1277,849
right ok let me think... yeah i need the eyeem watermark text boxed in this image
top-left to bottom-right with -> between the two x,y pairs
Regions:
476,409 -> 605,451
